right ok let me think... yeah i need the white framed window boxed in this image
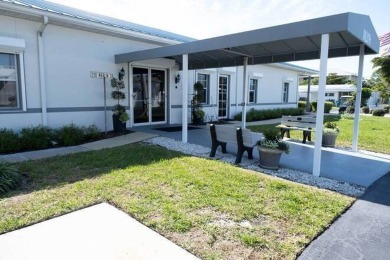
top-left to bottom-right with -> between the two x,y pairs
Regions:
0,52 -> 25,111
248,78 -> 257,103
197,73 -> 209,104
282,82 -> 289,103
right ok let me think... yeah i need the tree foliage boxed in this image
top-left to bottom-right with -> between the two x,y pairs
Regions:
371,56 -> 390,101
372,56 -> 390,84
352,88 -> 372,106
300,73 -> 354,85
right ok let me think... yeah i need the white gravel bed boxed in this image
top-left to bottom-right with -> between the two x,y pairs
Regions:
143,137 -> 366,197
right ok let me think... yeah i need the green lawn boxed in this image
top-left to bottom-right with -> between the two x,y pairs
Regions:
248,115 -> 390,154
0,144 -> 353,259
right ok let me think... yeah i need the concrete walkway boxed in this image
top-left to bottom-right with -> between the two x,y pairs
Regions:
299,172 -> 390,260
133,123 -> 390,187
0,203 -> 198,260
0,132 -> 157,163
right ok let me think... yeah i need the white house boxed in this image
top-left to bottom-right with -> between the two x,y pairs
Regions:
0,0 -> 317,131
299,84 -> 356,104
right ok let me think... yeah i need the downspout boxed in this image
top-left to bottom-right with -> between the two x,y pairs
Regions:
38,16 -> 49,126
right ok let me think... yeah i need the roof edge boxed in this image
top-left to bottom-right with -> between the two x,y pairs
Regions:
0,0 -> 191,45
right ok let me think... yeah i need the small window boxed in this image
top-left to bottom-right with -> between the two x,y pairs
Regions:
283,82 -> 289,103
0,52 -> 23,110
248,78 -> 257,103
197,73 -> 209,104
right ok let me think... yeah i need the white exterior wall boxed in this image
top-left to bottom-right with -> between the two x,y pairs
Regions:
181,64 -> 300,123
0,14 -> 162,131
1,14 -> 305,131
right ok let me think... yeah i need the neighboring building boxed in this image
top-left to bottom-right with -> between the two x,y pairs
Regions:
0,0 -> 316,131
299,84 -> 356,104
327,68 -> 358,82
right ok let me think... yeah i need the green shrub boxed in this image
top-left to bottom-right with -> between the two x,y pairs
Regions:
384,105 -> 390,114
0,129 -> 20,154
54,123 -> 85,146
20,126 -> 53,151
83,125 -> 102,142
298,101 -> 307,110
346,106 -> 355,114
0,160 -> 21,195
372,109 -> 386,117
234,108 -> 304,122
311,101 -> 333,113
362,106 -> 370,114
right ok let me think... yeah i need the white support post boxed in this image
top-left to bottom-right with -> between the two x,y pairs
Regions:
241,57 -> 248,129
352,44 -> 365,152
182,54 -> 189,143
313,34 -> 329,177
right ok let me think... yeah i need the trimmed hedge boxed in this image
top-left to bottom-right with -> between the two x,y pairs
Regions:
54,124 -> 85,146
346,106 -> 355,114
20,126 -> 53,151
384,105 -> 390,114
234,108 -> 304,122
310,101 -> 334,113
372,109 -> 386,117
0,129 -> 20,154
362,106 -> 370,114
298,101 -> 307,110
0,124 -> 102,154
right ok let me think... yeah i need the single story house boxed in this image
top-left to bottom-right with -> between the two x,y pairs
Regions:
299,84 -> 356,104
0,0 -> 317,131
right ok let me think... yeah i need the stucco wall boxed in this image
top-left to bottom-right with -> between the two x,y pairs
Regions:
0,14 -> 162,130
1,14 -> 302,131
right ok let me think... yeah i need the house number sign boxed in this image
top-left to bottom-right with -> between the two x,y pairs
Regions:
90,71 -> 113,79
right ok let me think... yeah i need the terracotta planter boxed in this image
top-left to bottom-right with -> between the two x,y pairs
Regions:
322,133 -> 338,147
257,146 -> 283,170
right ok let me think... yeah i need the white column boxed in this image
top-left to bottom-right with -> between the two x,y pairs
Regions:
182,54 -> 189,143
352,44 -> 365,152
241,57 -> 248,129
313,34 -> 329,177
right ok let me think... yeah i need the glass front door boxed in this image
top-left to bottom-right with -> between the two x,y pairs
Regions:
132,67 -> 166,124
218,75 -> 229,118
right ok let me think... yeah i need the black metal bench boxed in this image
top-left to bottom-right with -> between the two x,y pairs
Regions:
276,116 -> 316,143
208,124 -> 256,164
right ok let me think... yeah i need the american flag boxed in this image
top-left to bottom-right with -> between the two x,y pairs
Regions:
379,32 -> 390,47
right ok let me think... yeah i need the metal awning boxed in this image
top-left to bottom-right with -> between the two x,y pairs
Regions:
115,12 -> 379,179
115,12 -> 379,68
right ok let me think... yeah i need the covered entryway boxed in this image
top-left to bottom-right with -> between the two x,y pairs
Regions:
116,12 -> 380,178
132,67 -> 167,125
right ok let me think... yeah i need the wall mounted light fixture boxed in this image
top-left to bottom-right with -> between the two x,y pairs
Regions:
175,73 -> 180,84
118,67 -> 125,80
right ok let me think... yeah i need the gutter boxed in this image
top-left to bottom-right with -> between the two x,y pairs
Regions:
38,16 -> 48,126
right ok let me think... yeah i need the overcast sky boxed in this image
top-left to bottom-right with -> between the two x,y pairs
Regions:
50,0 -> 389,78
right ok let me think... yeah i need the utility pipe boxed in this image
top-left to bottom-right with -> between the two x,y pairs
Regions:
37,16 -> 49,126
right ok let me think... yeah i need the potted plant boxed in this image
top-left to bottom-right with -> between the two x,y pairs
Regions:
322,122 -> 339,147
257,130 -> 290,170
111,68 -> 129,133
192,81 -> 205,125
